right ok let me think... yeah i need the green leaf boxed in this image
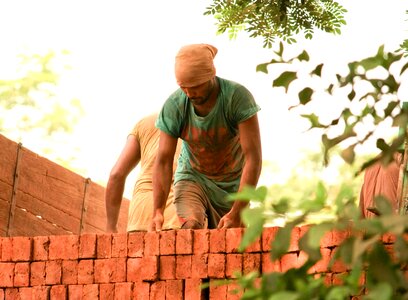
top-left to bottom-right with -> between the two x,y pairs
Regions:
373,196 -> 393,216
352,235 -> 379,264
269,291 -> 298,300
311,63 -> 323,77
364,282 -> 393,300
297,50 -> 310,62
271,224 -> 293,260
239,207 -> 265,251
256,63 -> 269,74
298,87 -> 313,105
326,286 -> 351,300
340,145 -> 355,164
272,197 -> 290,214
273,71 -> 297,92
227,186 -> 268,202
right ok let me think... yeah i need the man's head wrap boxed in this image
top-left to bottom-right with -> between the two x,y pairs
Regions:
175,43 -> 218,88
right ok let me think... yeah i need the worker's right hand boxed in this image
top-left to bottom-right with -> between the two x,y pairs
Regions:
149,213 -> 164,231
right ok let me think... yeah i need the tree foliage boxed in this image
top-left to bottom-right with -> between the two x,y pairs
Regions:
204,0 -> 347,47
0,50 -> 84,168
0,50 -> 83,138
260,43 -> 408,171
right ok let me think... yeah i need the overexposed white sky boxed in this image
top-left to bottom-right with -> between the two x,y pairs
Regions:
1,0 -> 408,198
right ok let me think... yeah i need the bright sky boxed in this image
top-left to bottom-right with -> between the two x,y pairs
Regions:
1,0 -> 408,198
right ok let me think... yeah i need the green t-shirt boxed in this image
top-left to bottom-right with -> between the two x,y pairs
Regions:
156,77 -> 260,210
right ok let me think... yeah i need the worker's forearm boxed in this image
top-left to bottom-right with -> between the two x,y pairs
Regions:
152,163 -> 173,214
230,158 -> 262,215
105,177 -> 126,231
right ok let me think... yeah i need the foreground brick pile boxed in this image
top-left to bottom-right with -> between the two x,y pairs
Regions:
0,226 -> 362,299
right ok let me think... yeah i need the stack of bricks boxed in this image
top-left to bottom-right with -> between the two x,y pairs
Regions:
0,226 -> 359,299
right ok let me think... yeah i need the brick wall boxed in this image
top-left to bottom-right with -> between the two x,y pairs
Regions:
0,134 -> 129,236
0,227 -> 394,299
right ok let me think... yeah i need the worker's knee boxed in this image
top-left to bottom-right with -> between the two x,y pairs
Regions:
181,219 -> 203,229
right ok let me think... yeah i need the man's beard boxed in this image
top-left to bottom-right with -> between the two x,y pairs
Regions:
189,81 -> 215,105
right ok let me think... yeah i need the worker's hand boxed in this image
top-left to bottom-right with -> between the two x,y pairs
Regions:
217,211 -> 244,229
149,212 -> 164,231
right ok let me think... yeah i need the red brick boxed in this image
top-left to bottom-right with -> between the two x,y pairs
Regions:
144,231 -> 160,256
0,263 -> 14,287
244,236 -> 261,253
176,255 -> 192,279
46,260 -> 62,285
225,228 -> 243,253
94,259 -> 114,283
33,236 -> 49,261
5,288 -> 19,299
79,234 -> 96,259
191,255 -> 210,280
311,248 -> 331,273
132,281 -> 150,300
176,229 -> 193,255
49,235 -> 79,260
14,262 -> 29,287
332,272 -> 347,285
299,224 -> 312,240
208,254 -> 225,278
150,281 -> 165,300
62,260 -> 78,284
243,253 -> 261,274
227,280 -> 243,300
318,229 -> 333,249
331,228 -> 351,247
78,260 -> 94,284
298,250 -> 308,269
141,256 -> 158,280
33,284 -> 50,299
128,232 -> 145,257
30,261 -> 46,286
280,253 -> 298,272
83,284 -> 99,299
226,254 -> 242,278
114,282 -> 132,299
127,256 -> 158,282
11,237 -> 31,261
112,233 -> 127,258
330,258 -> 349,273
159,256 -> 176,280
166,279 -> 183,300
50,285 -> 67,300
193,229 -> 209,254
185,278 -> 205,300
261,227 -> 279,251
1,238 -> 12,261
160,230 -> 176,255
68,285 -> 82,299
94,258 -> 126,283
97,234 -> 112,258
18,287 -> 33,299
210,229 -> 226,253
261,252 -> 281,273
289,227 -> 300,252
209,280 -> 227,300
99,283 -> 114,299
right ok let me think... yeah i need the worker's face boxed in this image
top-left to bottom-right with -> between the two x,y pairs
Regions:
180,79 -> 215,106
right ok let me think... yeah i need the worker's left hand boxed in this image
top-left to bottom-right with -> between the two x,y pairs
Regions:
217,211 -> 244,229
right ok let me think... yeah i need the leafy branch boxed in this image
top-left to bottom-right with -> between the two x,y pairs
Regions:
204,0 -> 347,47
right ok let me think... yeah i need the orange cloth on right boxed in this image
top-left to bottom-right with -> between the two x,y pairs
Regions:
359,153 -> 402,218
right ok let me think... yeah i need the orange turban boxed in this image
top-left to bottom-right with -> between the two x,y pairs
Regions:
175,44 -> 218,88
